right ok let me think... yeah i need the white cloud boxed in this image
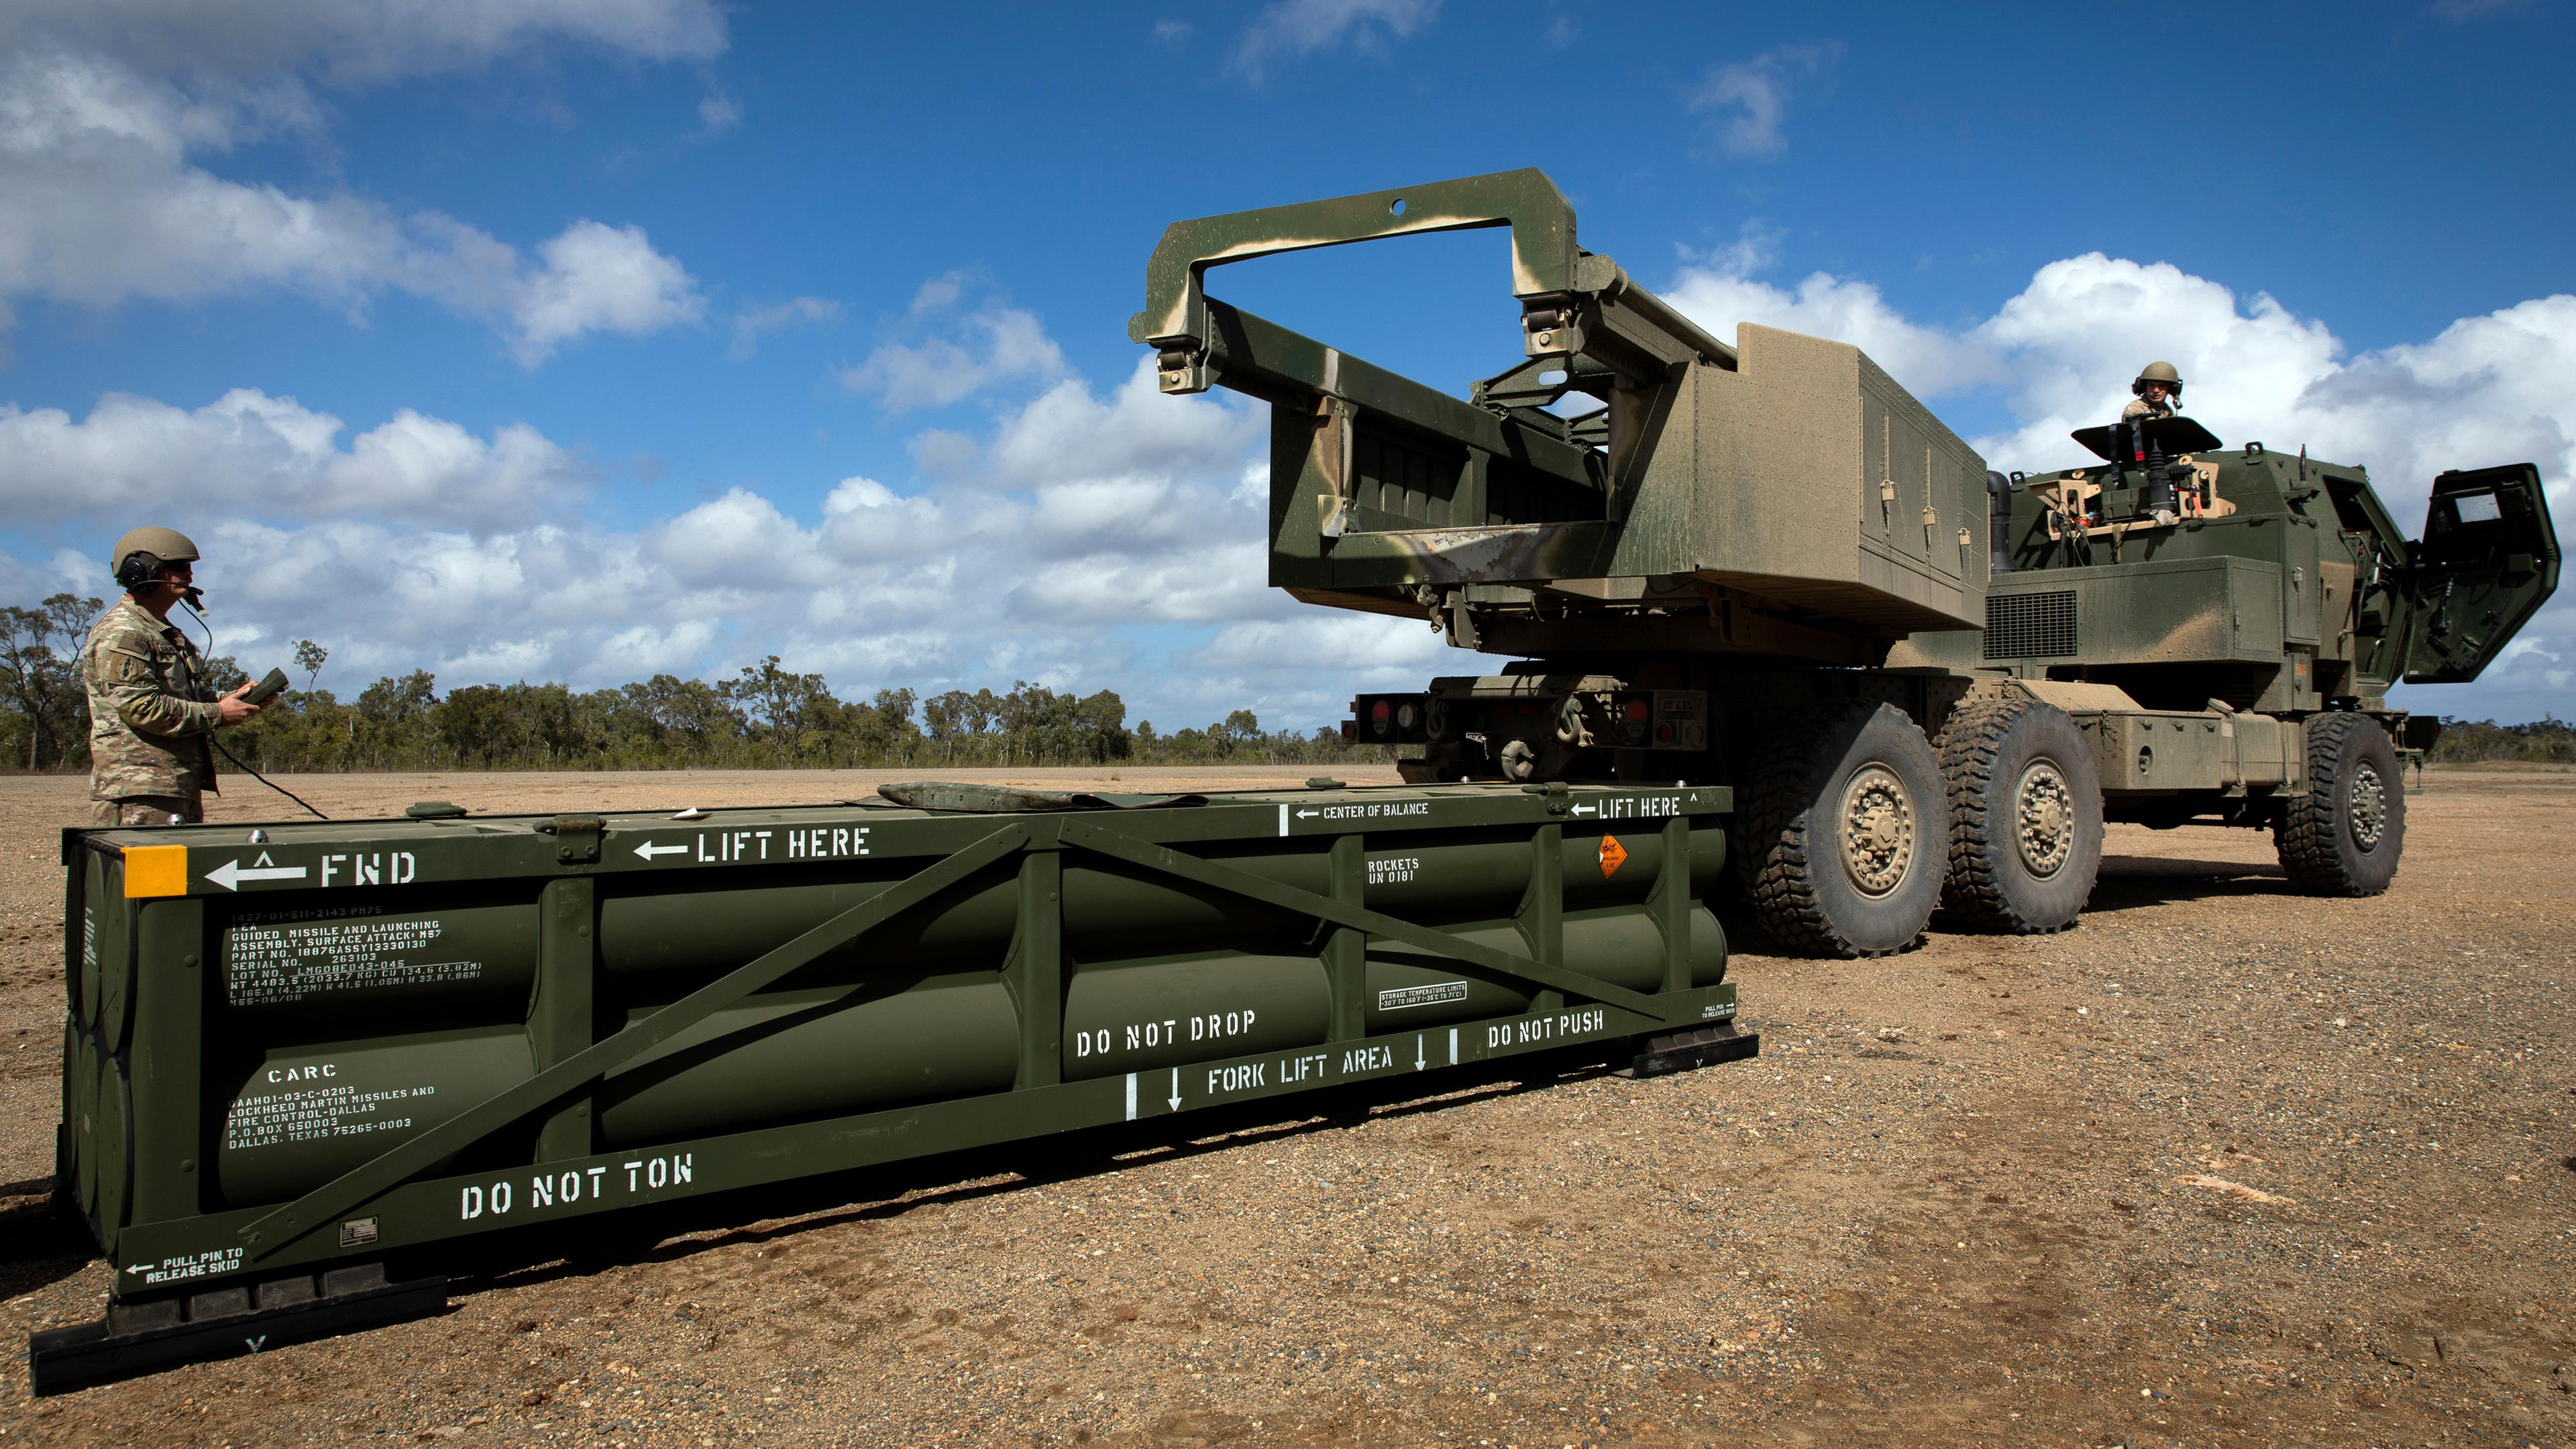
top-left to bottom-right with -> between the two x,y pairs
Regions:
841,295 -> 1071,412
696,90 -> 741,134
1968,254 -> 2343,469
985,359 -> 1262,488
1665,244 -> 2002,397
727,296 -> 841,361
504,220 -> 704,365
4,319 -> 1283,712
0,1 -> 727,87
0,389 -> 586,531
1235,0 -> 1440,76
1689,44 -> 1835,158
1163,613 -> 1460,736
0,8 -> 714,362
2430,0 -> 2528,19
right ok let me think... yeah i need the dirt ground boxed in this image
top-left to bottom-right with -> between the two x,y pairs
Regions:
0,764 -> 2569,1448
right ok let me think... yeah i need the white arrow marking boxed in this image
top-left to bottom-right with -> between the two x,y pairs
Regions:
633,840 -> 689,860
1295,808 -> 1322,820
123,1263 -> 154,1274
1415,1035 -> 1427,1071
243,1334 -> 268,1352
1167,1069 -> 1182,1112
204,857 -> 309,892
1570,804 -> 1598,816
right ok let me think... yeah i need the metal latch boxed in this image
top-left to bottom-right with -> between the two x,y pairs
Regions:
538,816 -> 604,863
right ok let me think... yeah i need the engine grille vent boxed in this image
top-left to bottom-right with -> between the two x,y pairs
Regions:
1984,590 -> 2078,659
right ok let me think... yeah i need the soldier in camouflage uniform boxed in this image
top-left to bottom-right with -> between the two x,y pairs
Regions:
2123,360 -> 2182,421
2118,363 -> 2190,524
80,527 -> 264,826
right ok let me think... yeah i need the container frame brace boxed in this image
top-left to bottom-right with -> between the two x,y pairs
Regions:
241,815 -> 1698,1261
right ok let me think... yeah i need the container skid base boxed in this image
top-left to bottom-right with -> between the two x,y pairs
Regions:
45,780 -> 1748,1389
30,1263 -> 446,1396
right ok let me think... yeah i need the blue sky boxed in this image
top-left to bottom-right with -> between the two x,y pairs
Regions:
3,0 -> 2571,731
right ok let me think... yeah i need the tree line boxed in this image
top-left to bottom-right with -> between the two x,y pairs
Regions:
0,593 -> 1391,773
9,591 -> 2572,774
2423,716 -> 2576,765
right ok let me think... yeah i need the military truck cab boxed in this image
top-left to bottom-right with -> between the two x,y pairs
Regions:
1892,427 -> 2557,902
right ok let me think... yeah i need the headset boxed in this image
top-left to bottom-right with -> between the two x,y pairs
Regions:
115,551 -> 205,608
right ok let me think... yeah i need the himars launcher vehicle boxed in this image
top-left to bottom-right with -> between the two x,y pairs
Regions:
1131,168 -> 2560,957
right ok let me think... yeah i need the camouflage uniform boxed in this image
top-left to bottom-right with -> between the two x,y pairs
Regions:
2121,395 -> 2175,421
80,597 -> 221,826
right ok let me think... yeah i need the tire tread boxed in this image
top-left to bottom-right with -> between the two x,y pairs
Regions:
1735,701 -> 1931,958
2275,712 -> 2400,896
1935,697 -> 2060,932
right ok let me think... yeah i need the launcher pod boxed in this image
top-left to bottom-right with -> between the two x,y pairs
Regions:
41,781 -> 1747,1390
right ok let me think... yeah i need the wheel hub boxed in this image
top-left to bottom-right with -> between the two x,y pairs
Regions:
2347,762 -> 2387,850
1839,763 -> 1915,898
2014,760 -> 2076,879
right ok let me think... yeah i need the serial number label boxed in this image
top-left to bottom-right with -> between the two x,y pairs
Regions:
227,908 -> 480,1008
221,1069 -> 435,1152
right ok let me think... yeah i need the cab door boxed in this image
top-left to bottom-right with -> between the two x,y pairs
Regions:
2402,464 -> 2561,684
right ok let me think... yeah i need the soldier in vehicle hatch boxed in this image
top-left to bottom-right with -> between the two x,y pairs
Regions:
2121,362 -> 2190,523
79,527 -> 266,826
2123,360 -> 2182,421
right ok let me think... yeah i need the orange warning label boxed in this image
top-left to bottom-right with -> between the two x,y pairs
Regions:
1597,835 -> 1627,877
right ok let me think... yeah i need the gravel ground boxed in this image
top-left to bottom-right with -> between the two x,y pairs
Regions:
0,763 -> 2569,1448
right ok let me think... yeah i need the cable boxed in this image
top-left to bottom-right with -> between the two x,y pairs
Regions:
212,734 -> 331,820
179,596 -> 330,821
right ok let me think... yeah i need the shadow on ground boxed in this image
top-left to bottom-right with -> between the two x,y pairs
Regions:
1708,853 -> 2296,951
2080,855 -> 2290,913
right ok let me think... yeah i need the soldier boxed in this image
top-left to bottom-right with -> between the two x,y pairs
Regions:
2121,362 -> 2189,523
2123,360 -> 2183,421
80,527 -> 265,826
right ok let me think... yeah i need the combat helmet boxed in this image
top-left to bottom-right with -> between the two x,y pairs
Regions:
110,527 -> 201,591
2133,360 -> 2184,404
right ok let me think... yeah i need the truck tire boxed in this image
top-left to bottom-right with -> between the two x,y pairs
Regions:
1935,697 -> 2103,933
2275,712 -> 2404,895
1735,700 -> 1947,957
